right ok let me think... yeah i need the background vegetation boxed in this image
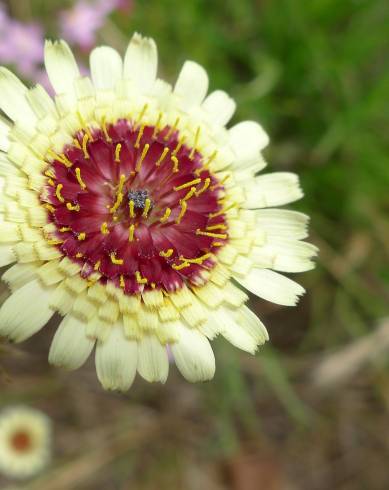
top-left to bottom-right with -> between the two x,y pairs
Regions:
1,0 -> 388,488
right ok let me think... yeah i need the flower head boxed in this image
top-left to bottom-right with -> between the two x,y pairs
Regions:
0,33 -> 317,390
0,407 -> 51,479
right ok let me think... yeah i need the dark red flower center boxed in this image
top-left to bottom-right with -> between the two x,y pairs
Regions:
10,430 -> 32,453
41,119 -> 228,295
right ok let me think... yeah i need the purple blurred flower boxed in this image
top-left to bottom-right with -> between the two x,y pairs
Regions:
60,0 -> 133,51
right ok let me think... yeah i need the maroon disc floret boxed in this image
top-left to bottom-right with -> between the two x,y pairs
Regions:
41,119 -> 228,295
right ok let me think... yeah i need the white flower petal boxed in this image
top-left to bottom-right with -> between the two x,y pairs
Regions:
0,68 -> 37,125
0,244 -> 16,267
26,84 -> 58,118
90,46 -> 123,90
0,115 -> 10,152
229,121 -> 269,168
174,61 -> 209,109
95,325 -> 138,391
123,32 -> 157,92
243,172 -> 303,208
44,40 -> 80,96
234,268 -> 305,306
202,90 -> 236,126
137,335 -> 169,383
255,209 -> 310,239
0,279 -> 55,342
49,314 -> 95,370
171,327 -> 215,382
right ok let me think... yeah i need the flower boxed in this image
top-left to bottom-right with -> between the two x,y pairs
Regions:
0,33 -> 317,391
0,406 -> 51,479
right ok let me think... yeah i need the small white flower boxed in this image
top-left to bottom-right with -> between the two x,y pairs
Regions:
0,406 -> 51,479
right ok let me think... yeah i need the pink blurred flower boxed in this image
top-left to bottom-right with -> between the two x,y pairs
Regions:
60,0 -> 133,51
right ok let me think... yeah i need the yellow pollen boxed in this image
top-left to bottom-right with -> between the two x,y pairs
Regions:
101,117 -> 112,142
120,275 -> 125,288
152,112 -> 163,138
135,271 -> 148,284
206,223 -> 227,231
172,137 -> 185,156
110,252 -> 124,265
189,126 -> 201,160
100,222 -> 110,235
181,253 -> 212,265
137,103 -> 148,123
172,261 -> 190,271
129,200 -> 135,218
155,147 -> 169,167
174,178 -> 201,192
77,232 -> 86,241
164,117 -> 180,141
171,155 -> 179,173
55,184 -> 65,203
73,138 -> 82,149
59,227 -> 71,232
136,143 -> 150,172
82,133 -> 90,159
196,177 -> 211,196
75,167 -> 87,190
182,187 -> 197,202
66,202 -> 80,212
47,238 -> 63,246
94,260 -> 101,271
114,143 -> 122,163
48,150 -> 72,168
128,224 -> 135,242
175,200 -> 187,224
48,178 -> 55,187
44,169 -> 55,179
196,229 -> 228,239
76,252 -> 83,258
134,124 -> 145,149
160,208 -> 171,223
44,203 -> 55,213
212,241 -> 224,247
142,198 -> 152,218
109,174 -> 126,213
159,249 -> 174,258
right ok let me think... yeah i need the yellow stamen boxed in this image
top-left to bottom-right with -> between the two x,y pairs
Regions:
101,117 -> 112,142
142,198 -> 151,218
164,117 -> 180,141
174,178 -> 201,192
182,187 -> 197,202
55,184 -> 65,203
172,136 -> 185,156
76,252 -> 83,258
196,177 -> 211,196
48,178 -> 55,187
128,224 -> 135,242
44,169 -> 55,179
206,223 -> 227,231
109,174 -> 126,213
189,126 -> 201,160
171,155 -> 179,173
100,222 -> 110,235
176,200 -> 187,224
78,232 -> 86,241
135,143 -> 150,172
159,249 -> 174,258
211,173 -> 230,190
77,112 -> 93,141
137,103 -> 148,123
73,138 -> 82,149
48,150 -> 72,168
172,261 -> 190,271
75,167 -> 87,190
66,202 -> 80,212
110,252 -> 124,265
44,203 -> 55,213
135,271 -> 148,284
181,252 -> 212,264
155,147 -> 169,167
94,260 -> 101,271
82,133 -> 90,159
209,202 -> 237,219
129,200 -> 135,218
59,227 -> 71,232
160,208 -> 171,223
120,275 -> 125,288
134,124 -> 145,149
152,112 -> 163,138
47,238 -> 63,246
114,143 -> 122,163
196,229 -> 228,239
212,242 -> 224,247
